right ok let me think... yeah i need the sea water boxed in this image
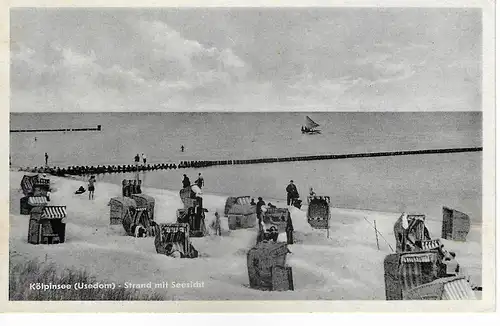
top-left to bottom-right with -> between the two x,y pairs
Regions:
10,112 -> 482,223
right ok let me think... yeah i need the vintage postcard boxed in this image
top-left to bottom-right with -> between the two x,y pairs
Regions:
0,0 -> 496,313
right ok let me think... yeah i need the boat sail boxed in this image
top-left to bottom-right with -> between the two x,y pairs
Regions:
302,116 -> 321,134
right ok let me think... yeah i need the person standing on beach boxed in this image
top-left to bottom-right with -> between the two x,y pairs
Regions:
134,154 -> 140,166
256,197 -> 266,225
196,173 -> 204,189
44,152 -> 49,166
286,180 -> 299,206
88,175 -> 96,200
182,174 -> 191,188
122,179 -> 127,197
142,153 -> 147,165
214,211 -> 222,236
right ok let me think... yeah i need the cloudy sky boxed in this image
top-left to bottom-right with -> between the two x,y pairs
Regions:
10,8 -> 481,112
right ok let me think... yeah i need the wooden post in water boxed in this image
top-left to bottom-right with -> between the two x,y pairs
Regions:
327,209 -> 330,239
374,220 -> 380,250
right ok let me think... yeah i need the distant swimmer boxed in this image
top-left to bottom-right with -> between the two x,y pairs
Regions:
34,137 -> 37,142
181,145 -> 185,152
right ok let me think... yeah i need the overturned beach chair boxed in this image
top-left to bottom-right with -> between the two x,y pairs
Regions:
307,196 -> 331,229
247,241 -> 294,291
28,206 -> 67,245
20,196 -> 48,215
108,196 -> 137,225
442,207 -> 471,242
224,196 -> 257,230
154,223 -> 198,259
383,246 -> 473,301
404,276 -> 476,300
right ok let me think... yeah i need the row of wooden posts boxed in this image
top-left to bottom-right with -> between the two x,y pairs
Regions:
17,147 -> 482,177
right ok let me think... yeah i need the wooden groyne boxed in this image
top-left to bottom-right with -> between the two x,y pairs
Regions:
177,147 -> 483,168
17,147 -> 482,177
10,125 -> 102,133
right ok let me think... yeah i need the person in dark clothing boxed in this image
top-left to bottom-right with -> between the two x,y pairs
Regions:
182,174 -> 191,188
45,153 -> 49,166
134,154 -> 140,165
132,180 -> 137,195
181,145 -> 185,152
286,180 -> 299,206
286,213 -> 294,244
122,179 -> 127,197
256,197 -> 266,225
250,198 -> 256,206
267,226 -> 279,242
137,180 -> 142,194
126,180 -> 132,197
75,186 -> 86,195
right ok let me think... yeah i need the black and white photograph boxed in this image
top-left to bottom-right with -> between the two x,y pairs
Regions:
4,4 -> 494,310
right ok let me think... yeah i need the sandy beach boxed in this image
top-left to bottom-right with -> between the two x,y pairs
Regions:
9,170 -> 482,300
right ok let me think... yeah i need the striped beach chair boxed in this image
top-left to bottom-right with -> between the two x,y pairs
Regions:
154,223 -> 198,258
28,206 -> 67,245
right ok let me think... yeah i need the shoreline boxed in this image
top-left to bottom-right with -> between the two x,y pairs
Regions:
11,166 -> 483,226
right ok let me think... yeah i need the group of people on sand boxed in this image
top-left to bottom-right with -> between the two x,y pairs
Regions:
134,153 -> 147,165
122,179 -> 142,197
182,173 -> 204,189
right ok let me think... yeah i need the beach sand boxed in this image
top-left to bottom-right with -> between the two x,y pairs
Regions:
9,171 -> 482,300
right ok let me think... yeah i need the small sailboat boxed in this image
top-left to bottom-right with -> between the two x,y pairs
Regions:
301,116 -> 321,134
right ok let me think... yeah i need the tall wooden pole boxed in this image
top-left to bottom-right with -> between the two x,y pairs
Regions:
374,220 -> 380,250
